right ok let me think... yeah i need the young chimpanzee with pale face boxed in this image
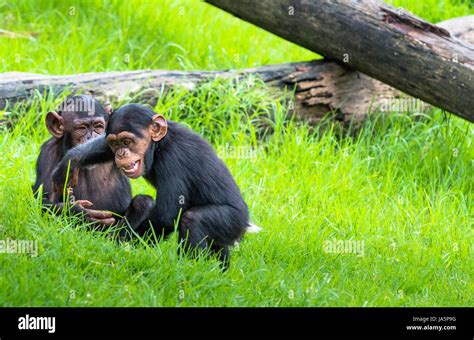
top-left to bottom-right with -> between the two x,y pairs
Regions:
33,96 -> 154,228
52,104 -> 250,268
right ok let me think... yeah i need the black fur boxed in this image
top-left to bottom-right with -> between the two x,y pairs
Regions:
53,104 -> 250,268
33,136 -> 132,213
34,96 -> 153,229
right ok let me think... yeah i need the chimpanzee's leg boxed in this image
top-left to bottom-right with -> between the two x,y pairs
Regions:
211,243 -> 230,269
117,195 -> 155,240
178,205 -> 247,269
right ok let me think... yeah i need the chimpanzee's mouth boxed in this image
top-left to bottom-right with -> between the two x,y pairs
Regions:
121,159 -> 141,178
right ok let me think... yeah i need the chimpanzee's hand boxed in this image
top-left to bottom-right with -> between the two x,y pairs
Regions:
73,200 -> 116,226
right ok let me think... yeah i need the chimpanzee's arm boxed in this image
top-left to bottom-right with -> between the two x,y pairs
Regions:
143,174 -> 188,238
32,140 -> 114,224
52,136 -> 113,194
32,142 -> 65,212
116,195 -> 155,240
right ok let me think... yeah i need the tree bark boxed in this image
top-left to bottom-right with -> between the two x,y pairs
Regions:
205,0 -> 474,123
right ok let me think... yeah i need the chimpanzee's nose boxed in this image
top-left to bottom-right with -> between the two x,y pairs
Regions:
116,148 -> 128,159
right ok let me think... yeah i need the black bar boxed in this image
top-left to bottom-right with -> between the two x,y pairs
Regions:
0,307 -> 471,339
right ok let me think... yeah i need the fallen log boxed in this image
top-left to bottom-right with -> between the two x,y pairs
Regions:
0,61 -> 402,125
205,0 -> 474,123
0,16 -> 472,125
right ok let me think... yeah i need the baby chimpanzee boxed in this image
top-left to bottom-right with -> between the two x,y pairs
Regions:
33,96 -> 153,229
52,104 -> 252,268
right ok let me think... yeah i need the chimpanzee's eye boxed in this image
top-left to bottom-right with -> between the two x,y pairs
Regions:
123,139 -> 131,146
76,126 -> 87,134
109,141 -> 118,148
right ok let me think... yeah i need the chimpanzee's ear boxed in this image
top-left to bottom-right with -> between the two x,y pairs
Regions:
150,114 -> 168,142
45,111 -> 65,138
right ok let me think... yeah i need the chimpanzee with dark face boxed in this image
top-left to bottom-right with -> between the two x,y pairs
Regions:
33,96 -> 154,228
52,104 -> 250,268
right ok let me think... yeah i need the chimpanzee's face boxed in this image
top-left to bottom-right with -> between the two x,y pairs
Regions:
46,111 -> 107,147
106,130 -> 150,178
67,116 -> 106,146
106,114 -> 168,178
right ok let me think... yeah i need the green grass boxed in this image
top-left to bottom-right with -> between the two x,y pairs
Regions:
0,0 -> 473,307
